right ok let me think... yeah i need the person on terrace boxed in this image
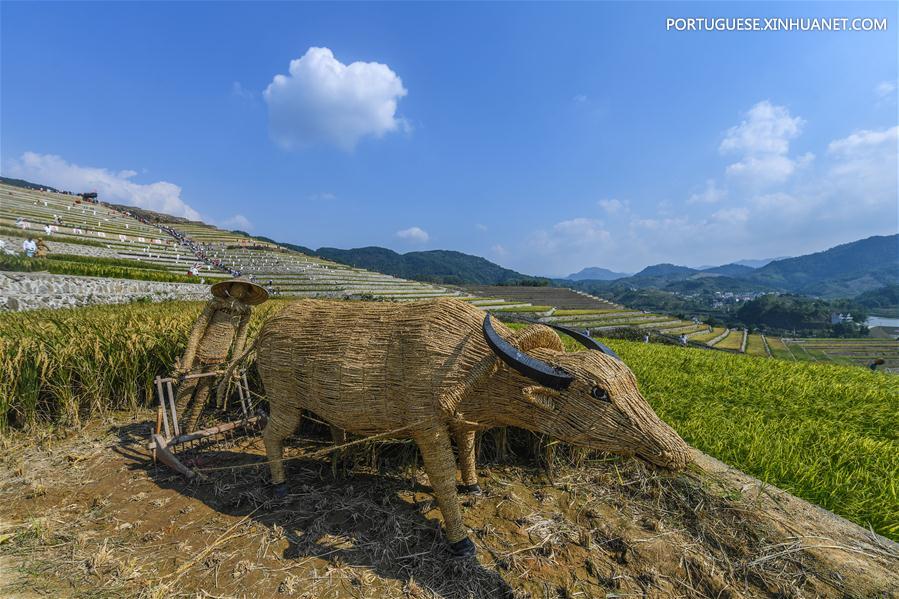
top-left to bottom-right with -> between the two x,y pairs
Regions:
22,237 -> 37,257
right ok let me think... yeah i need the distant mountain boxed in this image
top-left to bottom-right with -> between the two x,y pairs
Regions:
312,235 -> 895,295
733,257 -> 787,269
0,176 -> 60,193
572,263 -> 707,293
248,235 -> 317,256
701,263 -> 757,277
633,263 -> 698,280
312,246 -> 541,285
566,266 -> 630,281
571,236 -> 896,299
747,235 -> 898,297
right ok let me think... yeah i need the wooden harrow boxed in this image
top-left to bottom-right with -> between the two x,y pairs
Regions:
147,370 -> 263,478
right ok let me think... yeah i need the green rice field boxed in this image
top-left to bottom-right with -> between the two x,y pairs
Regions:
613,339 -> 898,540
688,326 -> 726,344
712,328 -> 745,351
745,334 -> 768,356
780,338 -> 899,369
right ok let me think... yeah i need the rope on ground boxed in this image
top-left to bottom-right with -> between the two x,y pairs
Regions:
191,420 -> 427,474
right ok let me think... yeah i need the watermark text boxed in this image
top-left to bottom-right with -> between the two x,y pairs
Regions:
666,17 -> 887,32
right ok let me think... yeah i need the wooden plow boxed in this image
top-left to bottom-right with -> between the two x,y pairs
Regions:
147,370 -> 263,478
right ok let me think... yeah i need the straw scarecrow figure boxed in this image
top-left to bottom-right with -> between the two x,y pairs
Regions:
174,278 -> 268,433
35,238 -> 50,258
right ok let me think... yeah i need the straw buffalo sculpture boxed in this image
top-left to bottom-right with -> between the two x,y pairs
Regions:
223,298 -> 690,557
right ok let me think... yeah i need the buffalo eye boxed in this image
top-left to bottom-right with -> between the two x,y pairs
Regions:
590,386 -> 611,402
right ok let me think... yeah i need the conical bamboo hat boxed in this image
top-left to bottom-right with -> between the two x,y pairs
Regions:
210,277 -> 269,305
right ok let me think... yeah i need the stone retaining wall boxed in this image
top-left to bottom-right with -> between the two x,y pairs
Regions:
0,271 -> 209,311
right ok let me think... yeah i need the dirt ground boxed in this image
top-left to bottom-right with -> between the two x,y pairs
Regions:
0,412 -> 897,599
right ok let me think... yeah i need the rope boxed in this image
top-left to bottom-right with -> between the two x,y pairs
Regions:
191,420 -> 427,474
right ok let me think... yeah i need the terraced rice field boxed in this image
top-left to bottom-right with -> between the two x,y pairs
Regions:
0,183 -> 466,303
552,308 -> 618,316
1,184 -> 230,279
782,338 -> 899,369
745,333 -> 768,356
687,326 -> 726,343
487,304 -> 552,313
711,329 -> 745,351
467,288 -> 702,337
659,322 -> 707,335
462,286 -> 616,310
766,336 -> 793,360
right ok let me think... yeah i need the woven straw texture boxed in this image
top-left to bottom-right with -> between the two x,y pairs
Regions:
255,298 -> 689,546
175,296 -> 254,432
210,278 -> 269,306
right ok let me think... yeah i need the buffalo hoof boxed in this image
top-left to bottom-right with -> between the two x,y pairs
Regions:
271,483 -> 289,498
457,483 -> 483,496
448,537 -> 476,558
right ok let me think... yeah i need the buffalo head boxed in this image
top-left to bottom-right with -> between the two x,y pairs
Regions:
483,315 -> 690,470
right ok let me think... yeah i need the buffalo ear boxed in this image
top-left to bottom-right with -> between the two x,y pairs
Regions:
522,385 -> 560,411
510,325 -> 566,353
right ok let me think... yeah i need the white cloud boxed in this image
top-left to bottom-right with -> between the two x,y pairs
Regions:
720,101 -> 809,185
823,126 -> 898,213
507,103 -> 896,273
725,153 -> 813,183
720,101 -> 803,155
475,223 -> 488,232
597,198 -> 626,214
875,80 -> 897,98
223,214 -> 253,230
308,192 -> 337,202
710,206 -> 749,224
687,179 -> 726,204
491,244 -> 508,258
827,126 -> 898,156
5,152 -> 201,220
615,124 -> 897,268
521,218 -> 615,274
231,81 -> 255,100
264,47 -> 408,151
573,94 -> 588,104
551,218 -> 611,246
395,226 -> 429,243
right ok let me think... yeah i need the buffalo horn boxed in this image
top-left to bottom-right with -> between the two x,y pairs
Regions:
543,323 -> 622,361
483,314 -> 574,390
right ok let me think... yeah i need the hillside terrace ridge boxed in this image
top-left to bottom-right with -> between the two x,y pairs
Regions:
1,183 -> 708,341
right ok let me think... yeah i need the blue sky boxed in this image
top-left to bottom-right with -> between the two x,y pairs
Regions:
2,2 -> 896,276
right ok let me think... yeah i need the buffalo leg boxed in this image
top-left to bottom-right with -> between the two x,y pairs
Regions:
454,429 -> 481,495
330,425 -> 347,477
414,425 -> 475,556
263,403 -> 302,487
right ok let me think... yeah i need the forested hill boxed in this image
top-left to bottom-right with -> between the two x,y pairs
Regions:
746,234 -> 898,296
0,176 -> 60,192
571,234 -> 898,299
249,234 -> 895,295
312,246 -> 541,285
